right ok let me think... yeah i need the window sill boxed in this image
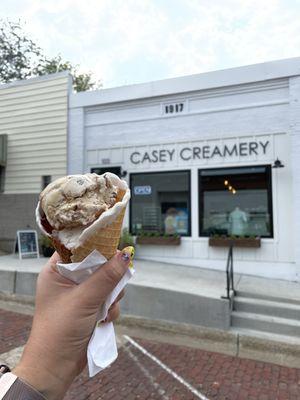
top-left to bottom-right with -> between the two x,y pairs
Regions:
208,237 -> 261,248
136,236 -> 181,246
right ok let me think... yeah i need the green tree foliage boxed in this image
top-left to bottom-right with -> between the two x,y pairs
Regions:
33,55 -> 101,92
0,20 -> 100,92
0,20 -> 43,82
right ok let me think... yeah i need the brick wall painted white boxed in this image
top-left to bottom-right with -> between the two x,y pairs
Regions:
289,76 -> 300,274
68,59 -> 300,280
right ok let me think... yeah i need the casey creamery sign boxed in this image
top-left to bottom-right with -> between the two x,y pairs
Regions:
129,139 -> 271,165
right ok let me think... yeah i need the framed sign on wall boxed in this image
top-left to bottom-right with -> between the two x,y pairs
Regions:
16,230 -> 39,260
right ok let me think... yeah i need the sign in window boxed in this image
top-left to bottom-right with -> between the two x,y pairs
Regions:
199,166 -> 273,238
130,171 -> 191,236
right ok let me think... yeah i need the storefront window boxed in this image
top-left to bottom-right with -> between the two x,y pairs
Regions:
91,167 -> 121,177
42,175 -> 51,190
130,171 -> 191,236
199,166 -> 273,238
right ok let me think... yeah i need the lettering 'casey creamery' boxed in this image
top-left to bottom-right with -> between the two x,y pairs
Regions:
130,149 -> 175,164
130,141 -> 270,164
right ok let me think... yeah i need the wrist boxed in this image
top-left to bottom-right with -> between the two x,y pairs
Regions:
13,346 -> 76,400
13,363 -> 69,400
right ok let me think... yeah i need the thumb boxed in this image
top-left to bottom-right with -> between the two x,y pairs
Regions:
75,250 -> 131,306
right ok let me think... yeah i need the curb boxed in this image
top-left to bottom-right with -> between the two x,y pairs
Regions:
116,315 -> 300,369
1,294 -> 300,369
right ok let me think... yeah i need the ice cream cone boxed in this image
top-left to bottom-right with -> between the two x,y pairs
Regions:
71,207 -> 125,262
36,175 -> 130,264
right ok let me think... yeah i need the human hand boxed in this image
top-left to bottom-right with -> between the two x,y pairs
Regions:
13,250 -> 131,400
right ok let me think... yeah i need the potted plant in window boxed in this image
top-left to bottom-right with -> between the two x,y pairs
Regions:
209,234 -> 261,248
40,235 -> 55,257
136,231 -> 181,245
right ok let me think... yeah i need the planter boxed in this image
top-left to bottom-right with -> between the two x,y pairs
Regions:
118,241 -> 135,250
209,237 -> 261,248
41,245 -> 55,257
136,236 -> 181,246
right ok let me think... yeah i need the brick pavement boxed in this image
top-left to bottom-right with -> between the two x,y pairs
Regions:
0,309 -> 32,354
1,308 -> 300,399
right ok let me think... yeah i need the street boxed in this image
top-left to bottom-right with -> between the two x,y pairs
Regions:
1,307 -> 300,400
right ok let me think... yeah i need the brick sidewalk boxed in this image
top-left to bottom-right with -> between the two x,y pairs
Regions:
1,308 -> 300,399
0,309 -> 32,354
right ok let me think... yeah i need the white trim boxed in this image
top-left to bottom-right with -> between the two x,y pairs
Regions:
84,99 -> 289,128
70,57 -> 300,108
83,78 -> 288,114
85,131 -> 287,152
0,71 -> 70,90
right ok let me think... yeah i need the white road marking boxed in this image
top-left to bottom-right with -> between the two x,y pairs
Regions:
124,344 -> 170,400
124,335 -> 210,400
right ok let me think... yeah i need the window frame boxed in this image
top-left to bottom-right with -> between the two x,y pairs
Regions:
0,166 -> 5,193
129,169 -> 192,237
91,166 -> 122,177
198,164 -> 274,238
42,175 -> 52,190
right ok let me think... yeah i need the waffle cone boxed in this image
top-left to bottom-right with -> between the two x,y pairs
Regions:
70,207 -> 125,262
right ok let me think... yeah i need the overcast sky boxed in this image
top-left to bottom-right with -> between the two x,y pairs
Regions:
2,0 -> 300,88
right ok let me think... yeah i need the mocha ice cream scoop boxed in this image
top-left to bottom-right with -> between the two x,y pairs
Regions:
40,173 -> 118,231
36,172 -> 130,263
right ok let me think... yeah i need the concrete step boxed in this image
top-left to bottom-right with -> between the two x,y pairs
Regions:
231,327 -> 300,346
231,311 -> 300,337
122,283 -> 231,330
235,290 -> 300,306
233,296 -> 300,320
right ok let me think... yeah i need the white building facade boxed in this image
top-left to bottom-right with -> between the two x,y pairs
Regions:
68,58 -> 300,282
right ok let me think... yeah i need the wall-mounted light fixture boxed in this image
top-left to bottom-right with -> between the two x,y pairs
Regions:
272,158 -> 284,168
120,168 -> 127,178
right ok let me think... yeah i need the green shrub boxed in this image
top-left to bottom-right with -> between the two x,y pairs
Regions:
40,235 -> 54,248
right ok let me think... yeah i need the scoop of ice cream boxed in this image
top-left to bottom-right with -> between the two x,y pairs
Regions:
40,173 -> 119,230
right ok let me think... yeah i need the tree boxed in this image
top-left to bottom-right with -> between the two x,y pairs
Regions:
0,20 -> 100,92
33,55 -> 101,92
0,20 -> 43,82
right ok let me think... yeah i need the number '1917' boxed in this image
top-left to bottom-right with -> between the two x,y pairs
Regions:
165,103 -> 184,114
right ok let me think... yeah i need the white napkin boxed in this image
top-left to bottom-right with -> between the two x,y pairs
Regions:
56,249 -> 134,377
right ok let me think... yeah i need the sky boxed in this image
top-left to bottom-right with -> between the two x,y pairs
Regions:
1,0 -> 300,88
